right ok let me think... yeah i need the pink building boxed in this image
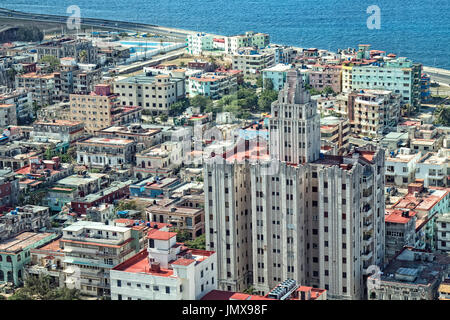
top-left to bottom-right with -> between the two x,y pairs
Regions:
308,64 -> 342,93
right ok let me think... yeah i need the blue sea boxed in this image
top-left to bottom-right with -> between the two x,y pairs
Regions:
1,0 -> 449,69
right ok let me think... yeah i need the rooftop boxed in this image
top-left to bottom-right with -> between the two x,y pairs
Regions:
78,137 -> 134,146
63,221 -> 130,233
385,209 -> 417,224
113,247 -> 215,276
374,248 -> 450,286
0,232 -> 55,254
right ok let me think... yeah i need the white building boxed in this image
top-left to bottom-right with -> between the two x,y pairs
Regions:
204,69 -> 385,299
232,48 -> 275,78
385,148 -> 422,187
188,72 -> 239,99
61,221 -> 137,297
76,137 -> 136,168
110,230 -> 217,300
186,33 -> 214,55
415,150 -> 450,188
436,213 -> 450,252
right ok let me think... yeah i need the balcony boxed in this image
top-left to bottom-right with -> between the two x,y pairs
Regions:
363,205 -> 373,218
361,251 -> 373,261
363,222 -> 373,232
363,235 -> 373,246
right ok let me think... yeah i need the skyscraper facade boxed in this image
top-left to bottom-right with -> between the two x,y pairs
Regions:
204,70 -> 385,299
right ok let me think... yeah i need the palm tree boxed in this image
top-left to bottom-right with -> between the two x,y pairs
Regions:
78,50 -> 87,63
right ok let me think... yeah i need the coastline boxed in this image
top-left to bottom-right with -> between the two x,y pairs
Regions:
0,7 -> 449,77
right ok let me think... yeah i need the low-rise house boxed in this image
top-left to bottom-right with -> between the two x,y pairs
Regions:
0,232 -> 57,286
385,148 -> 421,187
0,168 -> 20,212
30,119 -> 85,144
393,182 -> 450,250
438,281 -> 450,300
96,124 -> 162,150
415,150 -> 449,188
134,141 -> 184,179
368,247 -> 450,300
385,209 -> 417,262
26,238 -> 65,287
110,230 -> 217,300
129,177 -> 181,199
52,171 -> 109,198
15,155 -> 74,191
71,180 -> 133,215
0,205 -> 51,240
380,132 -> 409,153
145,197 -> 204,239
76,137 -> 136,168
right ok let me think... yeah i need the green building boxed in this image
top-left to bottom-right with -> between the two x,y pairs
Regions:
0,232 -> 57,286
351,57 -> 422,109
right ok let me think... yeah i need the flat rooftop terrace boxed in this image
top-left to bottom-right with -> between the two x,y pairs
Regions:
0,232 -> 55,254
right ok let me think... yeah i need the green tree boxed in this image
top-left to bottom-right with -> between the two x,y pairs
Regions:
115,200 -> 138,213
44,147 -> 54,160
9,275 -> 81,300
256,75 -> 263,88
242,286 -> 257,294
185,234 -> 206,250
258,89 -> 278,112
159,114 -> 168,123
322,86 -> 334,95
434,105 -> 450,126
263,78 -> 274,91
78,50 -> 88,63
190,95 -> 213,113
176,229 -> 192,242
169,98 -> 190,116
39,56 -> 60,72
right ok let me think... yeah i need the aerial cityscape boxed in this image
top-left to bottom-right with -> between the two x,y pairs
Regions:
0,1 -> 449,306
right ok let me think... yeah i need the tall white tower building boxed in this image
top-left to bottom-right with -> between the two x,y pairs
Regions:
204,70 -> 385,299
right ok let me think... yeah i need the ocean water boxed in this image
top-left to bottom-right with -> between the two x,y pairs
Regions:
1,0 -> 449,69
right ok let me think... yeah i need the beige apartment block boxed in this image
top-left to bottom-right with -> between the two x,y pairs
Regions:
113,75 -> 185,116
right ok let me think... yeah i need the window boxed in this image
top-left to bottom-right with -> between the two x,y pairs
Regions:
166,286 -> 170,294
153,285 -> 159,291
117,280 -> 121,287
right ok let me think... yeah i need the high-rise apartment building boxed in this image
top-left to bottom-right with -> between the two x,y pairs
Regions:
204,70 -> 385,299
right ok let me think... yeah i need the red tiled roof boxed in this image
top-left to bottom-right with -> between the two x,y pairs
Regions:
171,258 -> 195,266
385,209 -> 417,224
147,230 -> 177,241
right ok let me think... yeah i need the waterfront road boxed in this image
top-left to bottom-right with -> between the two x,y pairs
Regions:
0,7 -> 194,40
